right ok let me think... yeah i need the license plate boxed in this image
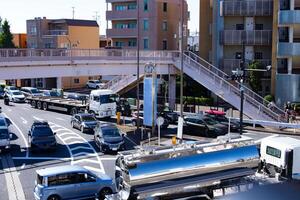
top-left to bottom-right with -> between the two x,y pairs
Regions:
112,148 -> 117,151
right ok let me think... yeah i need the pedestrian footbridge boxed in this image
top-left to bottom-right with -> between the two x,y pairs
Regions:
0,49 -> 285,122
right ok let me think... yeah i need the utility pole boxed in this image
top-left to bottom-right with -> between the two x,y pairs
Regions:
72,7 -> 75,19
93,11 -> 100,22
180,0 -> 184,118
137,0 -> 141,131
239,41 -> 245,135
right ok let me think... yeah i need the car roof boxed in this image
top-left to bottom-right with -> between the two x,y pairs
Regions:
205,109 -> 226,116
21,87 -> 37,90
36,165 -> 89,177
100,123 -> 117,129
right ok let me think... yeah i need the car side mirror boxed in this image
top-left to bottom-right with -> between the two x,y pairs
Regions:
97,135 -> 100,138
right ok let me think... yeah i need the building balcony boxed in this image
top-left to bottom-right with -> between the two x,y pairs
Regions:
107,28 -> 137,38
222,58 -> 271,77
220,30 -> 272,45
106,10 -> 137,20
278,43 -> 300,57
45,30 -> 68,36
278,10 -> 300,25
221,0 -> 273,16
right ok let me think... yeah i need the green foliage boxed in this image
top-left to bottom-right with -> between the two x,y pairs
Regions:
248,61 -> 263,93
264,94 -> 274,103
183,96 -> 214,106
0,19 -> 15,48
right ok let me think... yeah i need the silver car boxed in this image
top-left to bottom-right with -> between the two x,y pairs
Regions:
34,165 -> 115,200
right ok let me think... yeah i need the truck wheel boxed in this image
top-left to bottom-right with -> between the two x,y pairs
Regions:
31,101 -> 37,108
70,108 -> 78,115
37,101 -> 42,109
43,102 -> 48,111
99,188 -> 112,200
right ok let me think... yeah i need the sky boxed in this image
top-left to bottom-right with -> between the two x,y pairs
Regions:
0,0 -> 199,35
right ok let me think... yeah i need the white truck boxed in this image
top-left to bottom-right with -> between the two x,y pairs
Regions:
260,136 -> 300,180
89,89 -> 117,118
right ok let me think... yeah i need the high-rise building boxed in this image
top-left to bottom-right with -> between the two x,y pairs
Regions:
200,0 -> 300,106
200,0 -> 273,97
26,17 -> 100,89
106,0 -> 189,50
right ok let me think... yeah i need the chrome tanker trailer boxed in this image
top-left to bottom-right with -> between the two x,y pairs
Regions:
109,138 -> 260,200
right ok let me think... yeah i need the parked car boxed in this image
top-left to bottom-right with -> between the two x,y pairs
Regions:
205,109 -> 240,132
34,165 -> 115,200
20,87 -> 43,97
131,111 -> 169,129
0,87 -> 4,99
4,85 -> 18,93
94,123 -> 125,153
42,90 -> 60,97
183,115 -> 228,138
158,105 -> 178,124
86,80 -> 106,89
71,113 -> 98,133
116,98 -> 131,116
67,93 -> 89,102
7,90 -> 26,103
0,115 -> 12,151
28,121 -> 57,151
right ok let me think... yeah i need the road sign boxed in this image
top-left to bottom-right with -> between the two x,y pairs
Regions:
156,117 -> 164,127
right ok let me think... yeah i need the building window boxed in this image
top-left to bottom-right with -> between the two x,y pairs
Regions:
128,3 -> 137,10
29,26 -> 37,35
163,40 -> 167,50
143,38 -> 149,49
128,22 -> 137,29
143,19 -> 149,31
115,5 -> 127,11
236,24 -> 244,30
254,52 -> 263,60
255,24 -> 264,30
74,78 -> 80,84
163,2 -> 168,12
162,21 -> 168,31
144,0 -> 148,11
128,39 -> 137,47
115,41 -> 125,47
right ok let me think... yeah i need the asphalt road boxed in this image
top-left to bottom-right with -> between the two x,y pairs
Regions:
0,100 -> 299,200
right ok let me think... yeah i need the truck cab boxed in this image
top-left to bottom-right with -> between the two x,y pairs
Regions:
89,90 -> 117,118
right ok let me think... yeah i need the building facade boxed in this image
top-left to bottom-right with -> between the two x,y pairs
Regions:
25,17 -> 100,89
200,0 -> 273,97
200,0 -> 300,106
13,33 -> 27,48
106,0 -> 188,50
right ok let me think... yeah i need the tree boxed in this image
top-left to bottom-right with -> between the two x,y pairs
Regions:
248,61 -> 263,93
0,19 -> 15,48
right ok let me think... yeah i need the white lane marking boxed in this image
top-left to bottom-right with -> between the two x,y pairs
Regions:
33,116 -> 44,121
70,146 -> 95,152
56,117 -> 66,121
73,152 -> 97,157
63,136 -> 86,142
7,108 -> 12,112
49,122 -> 105,173
51,128 -> 67,133
99,157 -> 117,161
57,132 -> 76,137
73,159 -> 101,165
20,117 -> 27,124
3,113 -> 29,158
2,155 -> 26,200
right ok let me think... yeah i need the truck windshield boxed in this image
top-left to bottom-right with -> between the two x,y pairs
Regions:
32,127 -> 53,137
0,128 -> 9,139
100,95 -> 116,104
36,174 -> 44,185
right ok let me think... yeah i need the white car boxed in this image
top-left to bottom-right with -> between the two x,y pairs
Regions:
86,80 -> 106,89
4,86 -> 18,93
7,90 -> 26,103
20,87 -> 43,97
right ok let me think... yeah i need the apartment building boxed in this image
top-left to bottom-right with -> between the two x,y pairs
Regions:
273,0 -> 300,105
200,0 -> 273,97
25,17 -> 100,89
106,0 -> 188,50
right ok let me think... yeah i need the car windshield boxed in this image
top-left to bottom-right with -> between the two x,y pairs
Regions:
102,127 -> 120,137
32,127 -> 53,137
12,91 -> 22,95
100,94 -> 116,104
203,117 -> 218,125
82,115 -> 96,122
94,80 -> 100,84
0,118 -> 6,126
31,89 -> 41,94
0,128 -> 9,139
8,87 -> 17,90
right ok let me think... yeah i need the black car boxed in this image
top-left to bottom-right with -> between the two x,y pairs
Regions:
131,111 -> 169,129
94,123 -> 125,153
28,121 -> 57,151
116,98 -> 131,116
183,115 -> 228,138
205,113 -> 240,132
158,106 -> 178,124
67,93 -> 89,102
71,113 -> 98,133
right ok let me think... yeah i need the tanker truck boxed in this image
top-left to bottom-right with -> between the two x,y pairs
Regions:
107,137 -> 260,200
